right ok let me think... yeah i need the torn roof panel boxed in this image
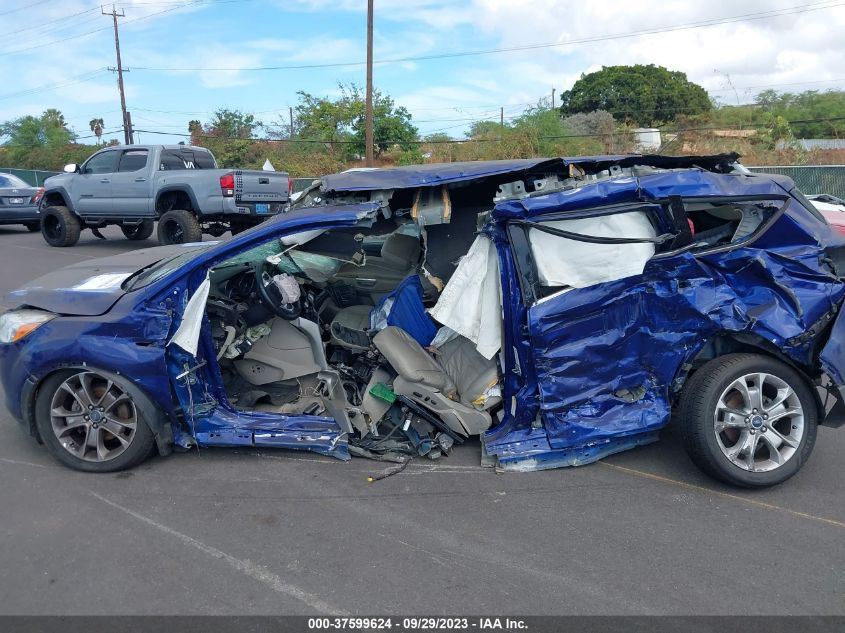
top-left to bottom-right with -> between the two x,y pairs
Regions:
492,170 -> 796,220
318,153 -> 744,193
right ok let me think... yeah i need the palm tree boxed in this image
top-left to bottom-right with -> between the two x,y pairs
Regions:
89,118 -> 104,145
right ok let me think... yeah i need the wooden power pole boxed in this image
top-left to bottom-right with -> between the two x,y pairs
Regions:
103,5 -> 132,145
365,0 -> 374,166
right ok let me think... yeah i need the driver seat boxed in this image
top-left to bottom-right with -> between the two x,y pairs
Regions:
330,233 -> 423,347
373,326 -> 500,436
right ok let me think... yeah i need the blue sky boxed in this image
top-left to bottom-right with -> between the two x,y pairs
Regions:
3,0 -> 845,145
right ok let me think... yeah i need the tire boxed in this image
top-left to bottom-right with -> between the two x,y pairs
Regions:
35,370 -> 156,473
24,221 -> 40,232
157,209 -> 202,245
121,219 -> 154,241
679,353 -> 817,488
41,206 -> 81,247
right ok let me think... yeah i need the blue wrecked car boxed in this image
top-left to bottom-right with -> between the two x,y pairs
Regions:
2,153 -> 845,488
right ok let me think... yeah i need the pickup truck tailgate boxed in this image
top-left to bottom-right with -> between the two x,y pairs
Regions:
235,170 -> 289,204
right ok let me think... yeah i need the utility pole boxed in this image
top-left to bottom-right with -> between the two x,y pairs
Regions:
289,106 -> 295,139
500,106 -> 504,140
103,5 -> 132,145
551,87 -> 556,110
364,0 -> 374,166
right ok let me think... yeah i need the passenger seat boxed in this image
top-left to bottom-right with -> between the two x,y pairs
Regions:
373,326 -> 501,436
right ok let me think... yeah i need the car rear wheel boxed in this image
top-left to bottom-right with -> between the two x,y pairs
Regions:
679,353 -> 817,488
157,209 -> 202,245
41,206 -> 81,247
121,219 -> 154,241
24,221 -> 40,232
35,370 -> 156,473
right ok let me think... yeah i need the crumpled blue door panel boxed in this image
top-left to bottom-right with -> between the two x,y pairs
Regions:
163,276 -> 350,460
525,237 -> 845,455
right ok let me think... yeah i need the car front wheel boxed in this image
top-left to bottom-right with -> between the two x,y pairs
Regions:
35,370 -> 156,472
679,353 -> 817,488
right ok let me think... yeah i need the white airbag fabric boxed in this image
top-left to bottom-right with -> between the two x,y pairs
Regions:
529,212 -> 656,288
429,235 -> 502,360
169,276 -> 211,357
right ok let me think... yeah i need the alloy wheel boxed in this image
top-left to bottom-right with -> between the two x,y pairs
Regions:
49,372 -> 138,462
713,372 -> 805,473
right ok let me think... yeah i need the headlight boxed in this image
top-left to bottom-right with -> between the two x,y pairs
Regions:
0,309 -> 56,343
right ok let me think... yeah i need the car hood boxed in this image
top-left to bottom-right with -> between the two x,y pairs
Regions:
3,244 -> 198,316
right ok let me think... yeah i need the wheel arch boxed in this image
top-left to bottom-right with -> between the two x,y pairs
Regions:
26,365 -> 174,456
673,331 -> 826,421
41,188 -> 75,213
155,187 -> 199,217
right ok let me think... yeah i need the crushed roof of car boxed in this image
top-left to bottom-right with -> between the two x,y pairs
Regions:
318,153 -> 742,192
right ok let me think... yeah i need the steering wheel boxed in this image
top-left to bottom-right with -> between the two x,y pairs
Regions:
254,260 -> 302,320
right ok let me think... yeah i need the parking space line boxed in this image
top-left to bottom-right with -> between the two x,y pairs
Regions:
89,490 -> 348,614
600,462 -> 845,529
0,456 -> 49,469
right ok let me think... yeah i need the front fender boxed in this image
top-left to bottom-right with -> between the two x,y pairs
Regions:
41,186 -> 75,213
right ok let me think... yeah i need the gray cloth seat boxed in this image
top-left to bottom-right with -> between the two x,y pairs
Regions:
332,304 -> 371,332
330,233 -> 422,349
373,326 -> 500,436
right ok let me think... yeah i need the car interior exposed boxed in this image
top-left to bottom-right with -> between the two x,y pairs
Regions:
189,156 -> 787,465
196,165 -> 671,461
202,208 -> 503,461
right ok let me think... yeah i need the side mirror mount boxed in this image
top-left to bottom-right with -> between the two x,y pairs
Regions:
63,163 -> 79,173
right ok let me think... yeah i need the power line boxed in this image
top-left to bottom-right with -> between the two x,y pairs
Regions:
0,0 -> 52,18
6,7 -> 101,37
0,70 -> 109,101
0,0 -> 237,57
131,1 -> 845,72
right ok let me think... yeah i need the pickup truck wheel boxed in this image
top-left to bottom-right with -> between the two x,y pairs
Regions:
24,221 -> 40,232
157,209 -> 202,245
679,353 -> 817,488
121,219 -> 154,241
41,206 -> 81,247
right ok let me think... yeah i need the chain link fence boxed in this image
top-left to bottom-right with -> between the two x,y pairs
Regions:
0,167 -> 61,186
291,177 -> 317,194
748,165 -> 845,199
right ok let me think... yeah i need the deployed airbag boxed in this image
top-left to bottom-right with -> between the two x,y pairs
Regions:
169,276 -> 211,357
529,211 -> 657,288
429,235 -> 502,360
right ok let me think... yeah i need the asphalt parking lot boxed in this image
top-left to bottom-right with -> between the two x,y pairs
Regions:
0,225 -> 842,616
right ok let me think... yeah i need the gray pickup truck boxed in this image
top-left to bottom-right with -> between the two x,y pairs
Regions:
39,144 -> 290,247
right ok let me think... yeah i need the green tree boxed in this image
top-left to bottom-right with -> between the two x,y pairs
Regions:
89,117 -> 104,145
559,64 -> 711,126
294,83 -> 418,160
193,109 -> 262,167
0,108 -> 76,148
755,89 -> 845,138
466,120 -> 506,139
206,108 -> 260,139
